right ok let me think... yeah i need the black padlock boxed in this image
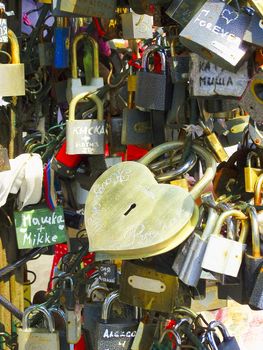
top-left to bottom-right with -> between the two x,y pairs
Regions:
95,290 -> 139,350
249,261 -> 263,310
207,321 -> 241,350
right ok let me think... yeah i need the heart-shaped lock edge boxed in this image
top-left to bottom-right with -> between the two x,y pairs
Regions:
85,161 -> 196,256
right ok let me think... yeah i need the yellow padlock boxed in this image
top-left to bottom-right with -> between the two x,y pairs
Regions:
244,151 -> 262,193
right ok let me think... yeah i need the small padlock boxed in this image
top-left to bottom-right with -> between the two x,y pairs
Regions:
202,209 -> 248,277
135,45 -> 172,111
240,72 -> 263,122
66,33 -> 103,103
179,0 -> 251,72
38,24 -> 54,67
121,11 -> 153,39
95,290 -> 139,350
54,17 -> 70,69
244,151 -> 262,193
0,29 -> 25,96
173,200 -> 219,287
18,305 -> 60,350
207,321 -> 240,350
66,92 -> 105,155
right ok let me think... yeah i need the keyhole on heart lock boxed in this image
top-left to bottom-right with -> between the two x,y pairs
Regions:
124,203 -> 136,216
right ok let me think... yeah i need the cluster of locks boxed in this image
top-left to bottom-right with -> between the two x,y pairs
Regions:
0,0 -> 263,349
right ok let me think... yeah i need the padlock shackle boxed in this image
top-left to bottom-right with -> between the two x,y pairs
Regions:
246,206 -> 261,258
49,307 -> 66,325
246,151 -> 261,168
63,276 -> 74,290
254,173 -> 263,206
71,33 -> 99,79
208,320 -> 230,343
141,44 -> 166,73
159,329 -> 182,348
68,92 -> 104,122
213,210 -> 247,241
101,290 -> 119,322
22,305 -> 55,333
139,142 -> 217,200
7,29 -> 20,64
201,207 -> 219,242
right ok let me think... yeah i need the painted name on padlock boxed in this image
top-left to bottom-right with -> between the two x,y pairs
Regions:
102,329 -> 137,339
194,9 -> 241,45
72,124 -> 105,136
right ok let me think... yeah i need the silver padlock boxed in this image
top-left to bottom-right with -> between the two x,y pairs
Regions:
172,199 -> 219,287
121,11 -> 153,39
18,305 -> 60,350
207,320 -> 240,350
202,209 -> 248,277
66,33 -> 103,103
66,92 -> 105,155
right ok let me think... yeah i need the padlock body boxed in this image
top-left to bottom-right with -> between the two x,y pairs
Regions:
38,42 -> 54,67
66,119 -> 105,155
244,167 -> 262,192
244,254 -> 263,298
135,71 -> 171,111
170,55 -> 189,84
179,0 -> 251,72
54,27 -> 70,69
0,64 -> 25,96
18,329 -> 60,350
121,12 -> 153,39
173,234 -> 208,287
66,309 -> 82,344
122,108 -> 153,145
66,78 -> 99,103
249,270 -> 263,309
166,0 -> 207,27
218,336 -> 241,350
96,321 -> 138,350
109,116 -> 126,153
240,73 -> 263,122
202,236 -> 245,277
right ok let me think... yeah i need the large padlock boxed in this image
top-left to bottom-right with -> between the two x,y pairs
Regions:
66,92 -> 105,155
119,261 -> 191,313
0,29 -> 25,96
66,33 -> 104,103
135,45 -> 172,111
189,53 -> 249,97
121,11 -> 153,39
95,290 -> 139,350
243,12 -> 263,47
244,151 -> 262,193
166,0 -> 207,27
38,24 -> 54,67
18,305 -> 60,350
179,0 -> 251,72
54,17 -> 70,69
240,72 -> 263,122
172,198 -> 219,287
244,206 -> 263,300
202,209 -> 248,277
84,141 -> 216,259
207,321 -> 240,350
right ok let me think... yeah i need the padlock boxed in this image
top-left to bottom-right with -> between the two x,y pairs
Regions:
95,290 -> 139,350
135,45 -> 172,111
54,17 -> 70,69
207,321 -> 240,350
122,72 -> 153,145
131,317 -> 157,350
0,29 -> 25,96
243,12 -> 263,47
244,206 -> 263,300
18,305 -> 60,350
189,53 -> 249,97
240,72 -> 263,122
119,261 -> 191,313
248,0 -> 263,17
249,262 -> 263,309
121,11 -> 153,39
38,24 -> 54,67
66,92 -> 105,155
172,199 -> 219,287
202,209 -> 248,277
66,33 -> 104,103
179,0 -> 251,72
0,145 -> 10,171
244,151 -> 262,193
166,0 -> 208,27
84,141 -> 216,259
49,307 -> 70,350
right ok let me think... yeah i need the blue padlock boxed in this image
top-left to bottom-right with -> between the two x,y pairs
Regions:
54,19 -> 70,69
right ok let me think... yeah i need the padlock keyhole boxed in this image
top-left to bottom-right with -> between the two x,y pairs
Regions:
124,203 -> 136,216
254,83 -> 263,102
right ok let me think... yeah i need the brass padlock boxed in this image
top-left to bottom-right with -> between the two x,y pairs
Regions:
66,92 -> 105,155
66,33 -> 103,103
0,29 -> 25,96
244,151 -> 262,193
18,305 -> 60,350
